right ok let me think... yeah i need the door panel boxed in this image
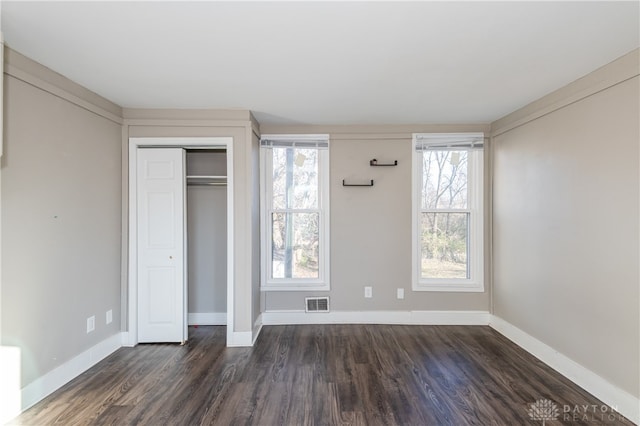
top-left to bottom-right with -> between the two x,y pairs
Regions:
137,148 -> 186,343
147,192 -> 175,247
147,267 -> 176,323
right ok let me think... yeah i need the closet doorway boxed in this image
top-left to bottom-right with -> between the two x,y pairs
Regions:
186,149 -> 227,327
127,137 -> 234,346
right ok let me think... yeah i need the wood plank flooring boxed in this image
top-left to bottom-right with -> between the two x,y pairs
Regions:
10,325 -> 634,425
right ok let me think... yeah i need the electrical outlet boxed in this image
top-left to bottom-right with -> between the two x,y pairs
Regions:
106,309 -> 113,325
86,316 -> 95,333
397,288 -> 405,299
364,286 -> 373,298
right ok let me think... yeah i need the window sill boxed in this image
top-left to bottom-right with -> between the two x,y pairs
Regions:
412,282 -> 484,293
261,282 -> 330,292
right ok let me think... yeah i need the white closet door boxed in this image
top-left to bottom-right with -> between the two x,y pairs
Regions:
137,148 -> 186,343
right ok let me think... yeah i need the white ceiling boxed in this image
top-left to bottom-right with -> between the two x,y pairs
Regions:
2,1 -> 639,125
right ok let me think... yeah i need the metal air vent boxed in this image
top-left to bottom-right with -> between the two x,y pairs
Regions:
305,297 -> 329,313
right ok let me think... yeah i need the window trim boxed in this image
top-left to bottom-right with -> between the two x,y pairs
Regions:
411,133 -> 484,292
260,134 -> 330,291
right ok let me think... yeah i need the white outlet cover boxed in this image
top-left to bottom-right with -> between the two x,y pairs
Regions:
364,286 -> 372,298
397,288 -> 405,299
86,316 -> 95,333
106,309 -> 113,324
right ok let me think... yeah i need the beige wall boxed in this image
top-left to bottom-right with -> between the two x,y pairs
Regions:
1,54 -> 123,386
187,185 -> 227,314
491,51 -> 639,397
259,125 -> 491,313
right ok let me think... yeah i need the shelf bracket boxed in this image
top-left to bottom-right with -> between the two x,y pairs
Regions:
342,179 -> 374,187
370,159 -> 398,166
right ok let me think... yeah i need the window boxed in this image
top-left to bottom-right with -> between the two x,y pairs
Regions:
260,134 -> 330,291
412,133 -> 484,292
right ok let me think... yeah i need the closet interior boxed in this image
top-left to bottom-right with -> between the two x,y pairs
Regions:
186,149 -> 227,324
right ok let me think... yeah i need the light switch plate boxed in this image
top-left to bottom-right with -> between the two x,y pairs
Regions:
87,316 -> 95,333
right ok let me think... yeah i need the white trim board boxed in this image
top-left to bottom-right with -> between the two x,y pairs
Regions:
19,332 -> 124,415
188,312 -> 227,326
491,49 -> 639,137
253,314 -> 263,345
4,47 -> 123,125
261,310 -> 490,326
226,331 -> 253,347
489,315 -> 640,425
227,315 -> 263,347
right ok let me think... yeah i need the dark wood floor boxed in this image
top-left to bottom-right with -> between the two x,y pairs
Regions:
10,325 -> 633,425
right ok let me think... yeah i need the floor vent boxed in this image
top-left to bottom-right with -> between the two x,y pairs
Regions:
305,297 -> 330,313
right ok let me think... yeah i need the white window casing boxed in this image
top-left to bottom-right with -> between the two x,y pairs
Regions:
412,133 -> 484,292
260,134 -> 330,291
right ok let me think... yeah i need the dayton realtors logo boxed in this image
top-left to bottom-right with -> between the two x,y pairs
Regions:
563,403 -> 624,422
528,399 -> 560,425
528,398 -> 625,424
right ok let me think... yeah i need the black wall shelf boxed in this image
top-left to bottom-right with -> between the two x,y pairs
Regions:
370,159 -> 398,167
342,179 -> 374,187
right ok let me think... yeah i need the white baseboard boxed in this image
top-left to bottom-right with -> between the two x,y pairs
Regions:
20,332 -> 124,413
489,315 -> 640,425
226,315 -> 263,347
188,312 -> 227,326
226,331 -> 253,347
261,310 -> 490,326
252,314 -> 263,345
120,331 -> 133,347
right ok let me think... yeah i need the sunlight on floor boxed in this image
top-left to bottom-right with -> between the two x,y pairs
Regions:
0,346 -> 21,424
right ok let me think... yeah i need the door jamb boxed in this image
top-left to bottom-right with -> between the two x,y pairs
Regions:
127,137 -> 234,347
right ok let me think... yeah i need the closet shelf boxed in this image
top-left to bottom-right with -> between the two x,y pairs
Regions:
186,175 -> 227,179
187,175 -> 227,186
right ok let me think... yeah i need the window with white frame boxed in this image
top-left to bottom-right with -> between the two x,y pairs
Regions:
412,133 -> 484,292
260,135 -> 330,291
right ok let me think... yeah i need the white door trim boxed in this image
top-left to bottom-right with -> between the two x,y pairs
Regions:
128,137 -> 234,347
